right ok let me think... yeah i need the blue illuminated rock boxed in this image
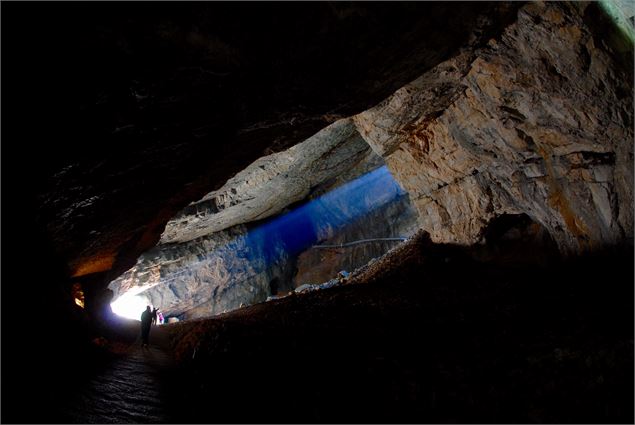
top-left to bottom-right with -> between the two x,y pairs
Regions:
109,164 -> 418,319
159,118 -> 380,245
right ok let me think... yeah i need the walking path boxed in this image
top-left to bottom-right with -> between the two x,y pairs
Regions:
63,324 -> 177,423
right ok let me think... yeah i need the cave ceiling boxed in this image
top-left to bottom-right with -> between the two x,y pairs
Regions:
3,2 -> 521,282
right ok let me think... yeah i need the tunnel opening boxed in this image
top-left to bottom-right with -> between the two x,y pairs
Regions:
72,283 -> 85,309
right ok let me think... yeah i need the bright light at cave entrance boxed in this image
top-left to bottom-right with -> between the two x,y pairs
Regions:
110,292 -> 150,321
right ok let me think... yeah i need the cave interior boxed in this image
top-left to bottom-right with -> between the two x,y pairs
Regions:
1,1 -> 634,423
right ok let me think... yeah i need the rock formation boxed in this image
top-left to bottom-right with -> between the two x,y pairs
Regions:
10,2 -> 518,281
3,3 -> 633,422
355,1 -> 633,254
159,118 -> 377,245
109,143 -> 415,318
107,1 -> 633,318
295,194 -> 419,286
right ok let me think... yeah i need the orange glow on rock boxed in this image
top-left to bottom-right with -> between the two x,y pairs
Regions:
72,283 -> 85,309
71,255 -> 115,277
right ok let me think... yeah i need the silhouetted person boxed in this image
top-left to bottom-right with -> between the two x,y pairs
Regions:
152,307 -> 158,325
140,306 -> 152,348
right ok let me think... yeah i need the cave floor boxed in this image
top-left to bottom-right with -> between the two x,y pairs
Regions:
43,235 -> 633,424
164,235 -> 634,423
51,321 -> 181,424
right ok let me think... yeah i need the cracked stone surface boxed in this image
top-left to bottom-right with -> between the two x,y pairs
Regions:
108,132 -> 413,318
159,118 -> 376,245
108,1 -> 633,319
354,1 -> 633,254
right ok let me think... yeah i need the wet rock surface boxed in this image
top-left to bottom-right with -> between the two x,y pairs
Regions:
53,321 -> 181,424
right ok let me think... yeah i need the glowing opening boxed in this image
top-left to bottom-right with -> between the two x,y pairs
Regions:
110,291 -> 151,321
72,283 -> 85,309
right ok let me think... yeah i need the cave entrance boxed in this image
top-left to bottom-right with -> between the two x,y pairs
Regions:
110,288 -> 153,321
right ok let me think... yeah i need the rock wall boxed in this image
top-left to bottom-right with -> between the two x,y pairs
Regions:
160,118 -> 375,245
354,1 -> 633,254
110,169 -> 415,319
110,224 -> 296,320
109,129 -> 411,319
109,1 -> 633,320
294,193 -> 419,286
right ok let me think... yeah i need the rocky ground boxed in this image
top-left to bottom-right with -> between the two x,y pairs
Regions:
2,229 -> 632,424
166,231 -> 633,423
58,322 -> 178,424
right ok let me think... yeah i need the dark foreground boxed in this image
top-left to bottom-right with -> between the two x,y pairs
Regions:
2,233 -> 633,423
167,233 -> 634,423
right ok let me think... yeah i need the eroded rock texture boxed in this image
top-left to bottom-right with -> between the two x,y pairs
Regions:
111,224 -> 290,319
5,2 -> 518,281
355,1 -> 633,254
159,118 -> 375,244
109,137 -> 413,318
108,1 -> 633,318
295,193 -> 419,286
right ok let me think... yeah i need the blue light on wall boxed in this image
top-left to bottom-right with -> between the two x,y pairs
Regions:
132,165 -> 409,317
238,165 -> 406,267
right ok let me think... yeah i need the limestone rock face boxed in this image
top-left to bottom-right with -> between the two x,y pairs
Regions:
355,2 -> 633,253
109,127 -> 412,318
10,2 -> 519,280
109,173 -> 416,319
108,1 -> 633,319
160,118 -> 374,245
294,193 -> 419,286
110,224 -> 295,319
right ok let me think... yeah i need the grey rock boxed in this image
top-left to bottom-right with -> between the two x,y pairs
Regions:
160,118 -> 377,245
352,2 -> 633,254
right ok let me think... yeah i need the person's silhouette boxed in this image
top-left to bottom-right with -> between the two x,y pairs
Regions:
140,306 -> 152,348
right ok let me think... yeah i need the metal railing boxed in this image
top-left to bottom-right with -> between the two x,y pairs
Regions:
312,237 -> 407,249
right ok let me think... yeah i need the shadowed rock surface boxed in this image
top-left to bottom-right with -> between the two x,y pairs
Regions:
3,1 -> 520,282
107,2 -> 633,322
166,232 -> 634,423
